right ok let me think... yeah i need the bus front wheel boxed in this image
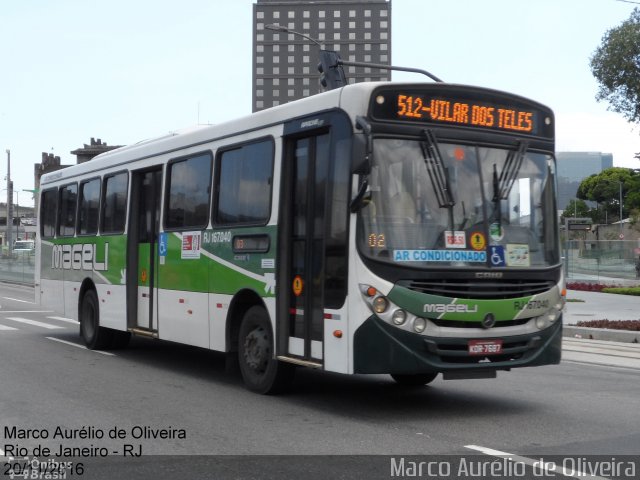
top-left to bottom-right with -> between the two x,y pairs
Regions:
80,290 -> 112,350
238,306 -> 294,394
390,373 -> 438,387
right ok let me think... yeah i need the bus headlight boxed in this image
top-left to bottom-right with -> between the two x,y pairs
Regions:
373,296 -> 388,314
360,284 -> 428,335
413,317 -> 427,333
535,316 -> 547,330
392,309 -> 407,325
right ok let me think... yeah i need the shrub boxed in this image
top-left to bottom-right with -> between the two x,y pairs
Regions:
601,287 -> 640,296
575,320 -> 640,331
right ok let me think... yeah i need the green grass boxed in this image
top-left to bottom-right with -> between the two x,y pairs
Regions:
601,287 -> 640,296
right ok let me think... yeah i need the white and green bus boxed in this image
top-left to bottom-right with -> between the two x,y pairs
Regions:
36,82 -> 564,393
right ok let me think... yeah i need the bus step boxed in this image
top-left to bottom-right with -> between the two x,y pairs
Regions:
128,327 -> 159,339
277,356 -> 323,369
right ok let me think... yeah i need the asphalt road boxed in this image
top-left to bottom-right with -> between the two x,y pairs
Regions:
1,283 -> 639,479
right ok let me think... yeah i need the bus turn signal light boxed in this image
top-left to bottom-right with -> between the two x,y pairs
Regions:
333,330 -> 343,338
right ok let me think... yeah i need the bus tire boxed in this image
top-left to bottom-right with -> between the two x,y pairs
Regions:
390,373 -> 437,387
79,290 -> 113,350
238,306 -> 294,394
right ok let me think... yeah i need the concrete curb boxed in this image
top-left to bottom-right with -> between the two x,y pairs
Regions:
564,326 -> 639,343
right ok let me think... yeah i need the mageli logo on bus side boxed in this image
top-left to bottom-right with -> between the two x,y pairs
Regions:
51,243 -> 109,271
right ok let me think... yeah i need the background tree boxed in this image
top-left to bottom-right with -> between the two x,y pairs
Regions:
560,199 -> 593,224
590,8 -> 640,123
576,167 -> 640,222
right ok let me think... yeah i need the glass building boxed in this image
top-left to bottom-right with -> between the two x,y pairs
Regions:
556,151 -> 613,210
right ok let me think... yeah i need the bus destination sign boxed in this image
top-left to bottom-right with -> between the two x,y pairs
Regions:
370,87 -> 553,138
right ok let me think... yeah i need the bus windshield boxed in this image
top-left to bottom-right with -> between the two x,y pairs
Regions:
358,138 -> 559,268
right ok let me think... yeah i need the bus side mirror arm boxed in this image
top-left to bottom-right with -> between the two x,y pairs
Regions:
352,116 -> 372,175
350,178 -> 371,213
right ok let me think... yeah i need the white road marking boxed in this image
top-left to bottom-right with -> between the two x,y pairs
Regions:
1,310 -> 53,314
47,316 -> 79,324
4,317 -> 64,330
46,337 -> 115,356
465,445 -> 611,480
0,324 -> 19,331
2,297 -> 35,304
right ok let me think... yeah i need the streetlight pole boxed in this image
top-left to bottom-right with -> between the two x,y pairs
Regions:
618,180 -> 625,244
5,149 -> 12,256
14,191 -> 19,242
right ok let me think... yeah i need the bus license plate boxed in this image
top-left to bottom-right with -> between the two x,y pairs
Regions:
468,339 -> 503,355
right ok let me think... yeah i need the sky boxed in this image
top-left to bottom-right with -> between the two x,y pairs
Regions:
1,0 -> 639,208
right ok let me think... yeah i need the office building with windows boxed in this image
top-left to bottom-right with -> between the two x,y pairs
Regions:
252,0 -> 391,112
556,151 -> 613,210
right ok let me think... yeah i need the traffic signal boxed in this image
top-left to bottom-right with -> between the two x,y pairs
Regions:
317,50 -> 347,90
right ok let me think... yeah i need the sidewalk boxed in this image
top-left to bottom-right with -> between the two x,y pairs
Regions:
563,289 -> 639,345
563,337 -> 640,370
564,289 -> 639,323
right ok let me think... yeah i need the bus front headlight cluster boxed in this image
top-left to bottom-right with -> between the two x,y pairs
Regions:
391,309 -> 406,325
359,284 -> 428,334
535,302 -> 564,330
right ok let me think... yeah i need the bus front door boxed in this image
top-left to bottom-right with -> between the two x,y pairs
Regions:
127,167 -> 162,334
279,133 -> 332,365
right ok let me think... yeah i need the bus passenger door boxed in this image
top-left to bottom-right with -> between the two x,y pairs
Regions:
127,167 -> 162,334
278,133 -> 332,365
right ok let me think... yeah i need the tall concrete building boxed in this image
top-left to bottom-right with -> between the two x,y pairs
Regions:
252,0 -> 391,112
556,151 -> 613,210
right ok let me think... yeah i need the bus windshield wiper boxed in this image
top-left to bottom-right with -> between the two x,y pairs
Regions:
420,129 -> 456,231
493,140 -> 528,202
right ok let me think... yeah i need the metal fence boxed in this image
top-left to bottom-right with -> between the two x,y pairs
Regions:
564,240 -> 640,284
0,254 -> 35,285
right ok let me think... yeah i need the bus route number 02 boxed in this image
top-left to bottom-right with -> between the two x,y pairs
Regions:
368,233 -> 386,248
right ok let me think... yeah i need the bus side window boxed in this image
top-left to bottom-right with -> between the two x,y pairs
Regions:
78,178 -> 101,235
102,172 -> 129,234
166,153 -> 212,230
214,139 -> 274,226
58,183 -> 78,237
41,189 -> 58,238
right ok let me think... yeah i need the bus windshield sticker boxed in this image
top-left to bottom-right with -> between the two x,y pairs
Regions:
444,231 -> 466,249
181,232 -> 202,259
469,232 -> 486,251
489,245 -> 506,267
393,250 -> 486,263
489,222 -> 504,242
505,244 -> 530,267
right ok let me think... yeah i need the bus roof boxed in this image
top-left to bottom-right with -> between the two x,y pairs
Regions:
39,81 -> 552,187
39,83 -> 356,186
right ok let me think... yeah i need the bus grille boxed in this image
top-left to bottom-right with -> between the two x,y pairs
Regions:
399,279 -> 555,299
429,318 -> 530,328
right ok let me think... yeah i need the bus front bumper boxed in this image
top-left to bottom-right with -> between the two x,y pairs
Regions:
353,315 -> 562,375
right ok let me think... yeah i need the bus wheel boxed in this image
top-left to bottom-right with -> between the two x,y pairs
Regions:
80,290 -> 112,350
390,373 -> 438,387
238,306 -> 294,394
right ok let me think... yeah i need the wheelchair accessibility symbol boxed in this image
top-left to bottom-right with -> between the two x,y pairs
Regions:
159,233 -> 168,257
490,245 -> 506,267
